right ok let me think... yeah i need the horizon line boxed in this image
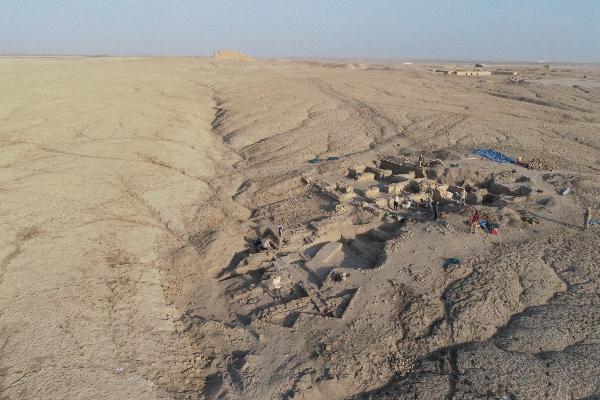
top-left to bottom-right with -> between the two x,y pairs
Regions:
0,53 -> 599,65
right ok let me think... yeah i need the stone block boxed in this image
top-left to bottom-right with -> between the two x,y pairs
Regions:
433,187 -> 454,204
336,183 -> 353,194
348,165 -> 366,179
374,198 -> 390,208
366,166 -> 392,180
337,192 -> 354,201
407,193 -> 428,203
382,182 -> 409,194
379,159 -> 414,174
447,185 -> 464,194
352,172 -> 375,182
307,241 -> 343,268
362,186 -> 380,198
388,171 -> 416,182
388,175 -> 407,183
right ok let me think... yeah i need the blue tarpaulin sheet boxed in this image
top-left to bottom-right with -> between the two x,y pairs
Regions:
472,148 -> 516,164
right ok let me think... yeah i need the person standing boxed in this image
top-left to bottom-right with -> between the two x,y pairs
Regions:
470,210 -> 481,234
393,194 -> 400,211
419,152 -> 424,168
277,224 -> 284,245
584,207 -> 592,231
497,194 -> 505,210
272,275 -> 283,299
433,201 -> 439,220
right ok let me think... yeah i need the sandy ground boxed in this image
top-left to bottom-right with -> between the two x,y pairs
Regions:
1,57 -> 600,399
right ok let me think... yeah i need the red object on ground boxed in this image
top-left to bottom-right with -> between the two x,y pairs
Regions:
490,228 -> 498,235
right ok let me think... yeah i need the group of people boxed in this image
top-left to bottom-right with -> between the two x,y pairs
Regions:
253,224 -> 285,253
253,150 -> 595,263
393,193 -> 440,220
407,153 -> 596,234
392,194 -> 411,211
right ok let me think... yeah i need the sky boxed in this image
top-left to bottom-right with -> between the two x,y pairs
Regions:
1,0 -> 599,62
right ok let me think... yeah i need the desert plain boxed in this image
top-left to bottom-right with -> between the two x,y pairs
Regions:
1,56 -> 600,399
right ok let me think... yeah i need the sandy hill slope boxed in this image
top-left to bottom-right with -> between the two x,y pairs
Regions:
1,57 -> 600,399
0,57 -> 240,399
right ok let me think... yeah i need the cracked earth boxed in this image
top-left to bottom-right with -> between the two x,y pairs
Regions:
1,57 -> 600,399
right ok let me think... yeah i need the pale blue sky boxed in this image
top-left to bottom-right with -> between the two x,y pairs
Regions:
2,0 -> 599,62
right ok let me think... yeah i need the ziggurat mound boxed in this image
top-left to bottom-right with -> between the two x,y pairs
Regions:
213,49 -> 255,61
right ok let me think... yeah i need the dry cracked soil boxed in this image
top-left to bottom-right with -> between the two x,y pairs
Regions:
1,57 -> 600,399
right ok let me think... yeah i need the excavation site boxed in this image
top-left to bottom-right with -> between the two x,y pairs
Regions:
1,56 -> 600,400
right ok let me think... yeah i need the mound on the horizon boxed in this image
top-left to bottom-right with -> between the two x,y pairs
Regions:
213,49 -> 255,61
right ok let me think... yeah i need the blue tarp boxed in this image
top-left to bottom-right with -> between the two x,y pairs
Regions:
472,148 -> 516,164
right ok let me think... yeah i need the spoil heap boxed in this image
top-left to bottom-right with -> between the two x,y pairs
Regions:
528,158 -> 557,171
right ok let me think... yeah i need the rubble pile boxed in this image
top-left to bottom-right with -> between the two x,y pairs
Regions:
528,158 -> 556,171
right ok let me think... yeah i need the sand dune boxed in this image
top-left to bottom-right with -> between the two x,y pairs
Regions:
1,57 -> 600,399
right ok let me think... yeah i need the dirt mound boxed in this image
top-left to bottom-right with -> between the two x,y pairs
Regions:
213,49 -> 255,61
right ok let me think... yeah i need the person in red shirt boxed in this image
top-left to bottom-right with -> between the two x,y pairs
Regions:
470,210 -> 481,234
